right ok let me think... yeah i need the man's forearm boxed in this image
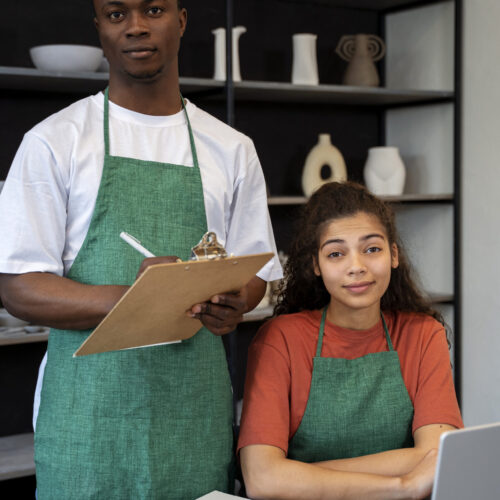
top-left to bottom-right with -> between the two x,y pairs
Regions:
244,275 -> 267,312
0,272 -> 128,330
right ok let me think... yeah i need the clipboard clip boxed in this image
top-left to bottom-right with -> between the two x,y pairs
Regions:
190,232 -> 228,261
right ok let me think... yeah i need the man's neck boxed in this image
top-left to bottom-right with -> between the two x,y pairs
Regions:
107,71 -> 183,116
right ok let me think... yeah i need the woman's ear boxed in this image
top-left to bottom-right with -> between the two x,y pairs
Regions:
313,255 -> 321,277
391,243 -> 399,269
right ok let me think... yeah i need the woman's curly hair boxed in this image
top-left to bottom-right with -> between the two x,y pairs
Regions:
274,181 -> 445,328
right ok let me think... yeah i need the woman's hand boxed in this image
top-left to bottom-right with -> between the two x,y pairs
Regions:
400,448 -> 438,499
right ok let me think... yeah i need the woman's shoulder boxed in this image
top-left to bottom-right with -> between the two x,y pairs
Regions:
387,311 -> 447,346
254,309 -> 321,345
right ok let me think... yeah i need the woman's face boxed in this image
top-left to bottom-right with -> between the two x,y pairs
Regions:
313,211 -> 399,326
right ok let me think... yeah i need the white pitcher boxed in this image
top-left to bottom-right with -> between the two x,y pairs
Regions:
292,33 -> 319,85
212,26 -> 247,82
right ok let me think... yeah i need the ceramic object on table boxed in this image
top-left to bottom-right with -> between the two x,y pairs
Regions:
302,134 -> 347,196
363,146 -> 406,196
336,34 -> 385,87
292,33 -> 319,85
30,44 -> 103,73
212,26 -> 247,82
0,308 -> 29,327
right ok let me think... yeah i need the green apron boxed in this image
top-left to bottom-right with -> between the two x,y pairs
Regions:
34,89 -> 234,499
288,308 -> 414,462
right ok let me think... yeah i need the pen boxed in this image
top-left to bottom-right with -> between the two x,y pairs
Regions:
120,231 -> 156,258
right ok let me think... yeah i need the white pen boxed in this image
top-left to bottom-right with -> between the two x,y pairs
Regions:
120,231 -> 156,258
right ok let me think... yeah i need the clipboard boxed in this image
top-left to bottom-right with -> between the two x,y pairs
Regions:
74,252 -> 273,357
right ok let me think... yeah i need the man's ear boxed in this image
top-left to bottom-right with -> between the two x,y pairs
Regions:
313,255 -> 321,277
94,17 -> 99,32
179,8 -> 187,37
391,243 -> 399,269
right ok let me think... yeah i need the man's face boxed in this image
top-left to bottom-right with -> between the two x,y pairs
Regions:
93,0 -> 187,82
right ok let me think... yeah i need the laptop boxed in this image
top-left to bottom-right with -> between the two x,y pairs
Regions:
431,421 -> 500,500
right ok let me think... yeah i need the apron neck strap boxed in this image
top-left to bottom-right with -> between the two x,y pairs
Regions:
316,308 -> 394,357
316,308 -> 328,357
181,95 -> 199,169
104,87 -> 111,156
103,88 -> 199,169
380,312 -> 394,351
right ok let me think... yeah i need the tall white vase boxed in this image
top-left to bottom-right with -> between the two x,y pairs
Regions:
302,134 -> 347,196
292,33 -> 319,85
212,26 -> 247,82
363,146 -> 406,196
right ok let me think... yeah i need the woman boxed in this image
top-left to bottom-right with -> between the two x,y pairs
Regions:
238,181 -> 463,499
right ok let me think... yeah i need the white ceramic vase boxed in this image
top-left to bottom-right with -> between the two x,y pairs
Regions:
302,134 -> 347,196
363,146 -> 406,196
212,26 -> 247,82
292,33 -> 319,85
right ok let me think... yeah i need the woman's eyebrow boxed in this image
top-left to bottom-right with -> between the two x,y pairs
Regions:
361,233 -> 386,241
320,233 -> 385,250
320,238 -> 344,250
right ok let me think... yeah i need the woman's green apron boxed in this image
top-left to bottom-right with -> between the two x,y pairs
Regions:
34,89 -> 234,499
288,308 -> 414,462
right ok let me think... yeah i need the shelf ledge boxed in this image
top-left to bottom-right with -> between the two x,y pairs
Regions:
268,193 -> 454,205
0,327 -> 49,346
0,67 -> 453,106
0,433 -> 34,481
0,66 -> 223,95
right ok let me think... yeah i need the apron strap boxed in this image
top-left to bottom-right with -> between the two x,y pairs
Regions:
381,312 -> 394,351
315,308 -> 328,357
103,88 -> 198,170
104,87 -> 111,157
181,95 -> 200,170
316,308 -> 394,357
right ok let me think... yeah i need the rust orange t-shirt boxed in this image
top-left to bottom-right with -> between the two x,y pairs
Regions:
237,310 -> 463,455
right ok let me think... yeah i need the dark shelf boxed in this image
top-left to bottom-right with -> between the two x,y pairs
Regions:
0,433 -> 34,481
0,66 -> 224,96
286,0 -> 449,12
0,68 -> 453,107
234,80 -> 453,106
268,193 -> 454,205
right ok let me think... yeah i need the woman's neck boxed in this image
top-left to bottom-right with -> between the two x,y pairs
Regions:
325,302 -> 381,330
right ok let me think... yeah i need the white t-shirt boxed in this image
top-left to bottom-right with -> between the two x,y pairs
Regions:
0,92 -> 282,427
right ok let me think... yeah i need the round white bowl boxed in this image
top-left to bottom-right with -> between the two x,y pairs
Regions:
30,44 -> 104,73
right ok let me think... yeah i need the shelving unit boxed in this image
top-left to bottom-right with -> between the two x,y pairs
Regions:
0,0 -> 461,489
220,0 -> 461,407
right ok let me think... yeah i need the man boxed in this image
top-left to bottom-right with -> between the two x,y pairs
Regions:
0,1 -> 281,498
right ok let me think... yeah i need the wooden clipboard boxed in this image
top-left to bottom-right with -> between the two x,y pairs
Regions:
74,252 -> 273,356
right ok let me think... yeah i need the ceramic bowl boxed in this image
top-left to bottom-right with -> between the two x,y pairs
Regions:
30,44 -> 104,73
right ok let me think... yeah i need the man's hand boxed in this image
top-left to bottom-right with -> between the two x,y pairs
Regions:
136,256 -> 180,280
187,276 -> 267,336
187,289 -> 248,336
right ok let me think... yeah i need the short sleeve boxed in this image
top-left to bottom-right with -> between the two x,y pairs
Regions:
237,321 -> 292,454
412,326 -> 464,432
224,149 -> 282,282
0,132 -> 68,276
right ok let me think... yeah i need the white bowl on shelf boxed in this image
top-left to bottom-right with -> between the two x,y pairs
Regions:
29,44 -> 103,73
